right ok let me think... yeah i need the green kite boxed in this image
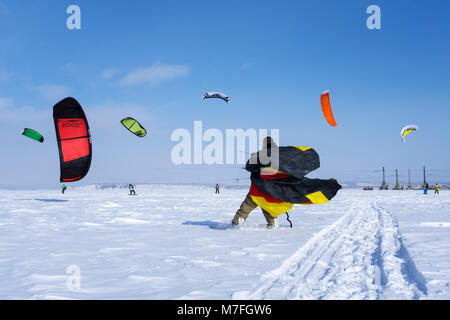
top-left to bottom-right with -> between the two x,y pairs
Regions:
22,128 -> 44,143
120,117 -> 147,137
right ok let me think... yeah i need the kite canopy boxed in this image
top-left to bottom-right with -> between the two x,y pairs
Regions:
401,125 -> 418,143
246,146 -> 320,180
120,117 -> 147,137
53,97 -> 92,183
203,92 -> 230,103
320,90 -> 338,126
246,146 -> 342,217
22,128 -> 44,143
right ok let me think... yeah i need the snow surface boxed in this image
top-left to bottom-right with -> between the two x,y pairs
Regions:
0,185 -> 449,300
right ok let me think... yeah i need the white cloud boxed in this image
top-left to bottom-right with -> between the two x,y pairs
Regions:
88,102 -> 154,129
0,97 -> 48,124
33,85 -> 71,101
102,68 -> 118,80
118,62 -> 189,87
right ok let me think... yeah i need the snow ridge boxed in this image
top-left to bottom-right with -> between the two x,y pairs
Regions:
234,199 -> 427,300
372,202 -> 427,298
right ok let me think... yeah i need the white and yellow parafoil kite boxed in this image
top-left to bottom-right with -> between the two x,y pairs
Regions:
401,125 -> 418,143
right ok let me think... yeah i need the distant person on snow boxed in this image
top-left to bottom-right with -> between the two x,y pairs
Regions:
215,184 -> 220,194
424,183 -> 429,195
61,184 -> 67,194
231,137 -> 278,229
435,184 -> 440,194
129,184 -> 136,195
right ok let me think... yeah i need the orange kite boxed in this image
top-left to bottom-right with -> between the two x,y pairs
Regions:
320,90 -> 338,127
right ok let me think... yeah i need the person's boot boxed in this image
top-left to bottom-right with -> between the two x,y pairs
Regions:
266,218 -> 279,229
231,218 -> 244,229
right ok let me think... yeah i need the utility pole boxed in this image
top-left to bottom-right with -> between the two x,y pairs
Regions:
395,169 -> 400,190
408,169 -> 412,189
380,166 -> 387,190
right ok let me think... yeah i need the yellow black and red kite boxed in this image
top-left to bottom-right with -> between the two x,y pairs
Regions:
246,146 -> 341,217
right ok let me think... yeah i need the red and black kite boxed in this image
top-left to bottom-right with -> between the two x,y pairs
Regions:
53,97 -> 92,182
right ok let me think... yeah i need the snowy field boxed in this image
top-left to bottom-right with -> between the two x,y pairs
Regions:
0,185 -> 449,300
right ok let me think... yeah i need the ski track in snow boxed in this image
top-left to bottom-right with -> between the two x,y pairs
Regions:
234,198 -> 428,300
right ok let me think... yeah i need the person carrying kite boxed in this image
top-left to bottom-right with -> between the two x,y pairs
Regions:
232,137 -> 279,229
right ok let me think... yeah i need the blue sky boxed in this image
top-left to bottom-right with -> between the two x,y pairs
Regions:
0,0 -> 449,187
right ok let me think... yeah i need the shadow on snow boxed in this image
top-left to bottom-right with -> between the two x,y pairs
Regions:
14,198 -> 69,203
182,221 -> 231,230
